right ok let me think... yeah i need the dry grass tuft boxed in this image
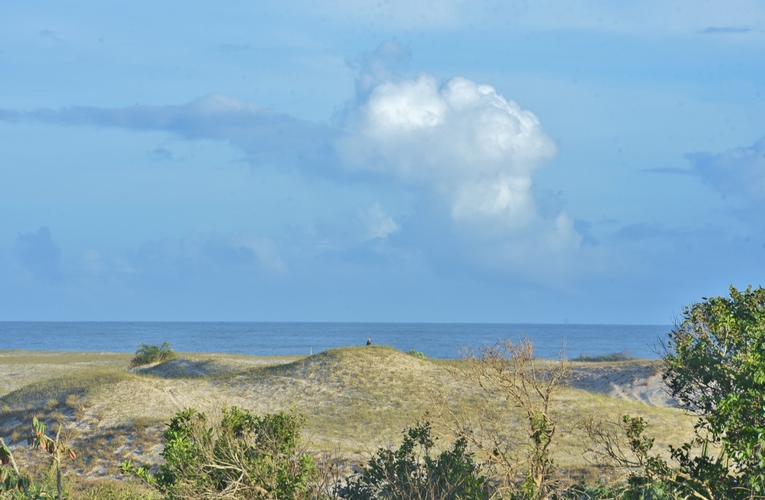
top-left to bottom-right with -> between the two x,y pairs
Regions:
0,369 -> 133,411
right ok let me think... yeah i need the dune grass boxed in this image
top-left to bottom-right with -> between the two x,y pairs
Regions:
0,351 -> 133,366
572,351 -> 636,362
0,351 -> 135,400
1,369 -> 133,411
1,346 -> 696,487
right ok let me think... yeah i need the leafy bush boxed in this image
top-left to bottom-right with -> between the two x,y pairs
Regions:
661,285 -> 765,496
406,350 -> 426,359
337,419 -> 490,500
123,407 -> 317,500
130,342 -> 176,368
583,287 -> 765,499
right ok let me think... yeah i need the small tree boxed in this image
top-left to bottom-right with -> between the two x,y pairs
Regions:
437,338 -> 568,499
662,285 -> 765,495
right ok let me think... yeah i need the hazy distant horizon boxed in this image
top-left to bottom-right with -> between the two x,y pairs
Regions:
0,322 -> 671,359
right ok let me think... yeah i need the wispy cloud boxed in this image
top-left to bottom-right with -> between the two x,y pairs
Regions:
129,232 -> 288,278
358,203 -> 400,241
640,167 -> 696,175
0,110 -> 20,121
614,222 -> 676,241
686,136 -> 765,199
701,26 -> 751,34
147,147 -> 174,161
2,94 -> 335,170
283,0 -> 765,39
39,29 -> 64,42
218,43 -> 254,52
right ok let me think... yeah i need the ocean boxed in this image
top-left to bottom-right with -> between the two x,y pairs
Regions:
0,322 -> 671,359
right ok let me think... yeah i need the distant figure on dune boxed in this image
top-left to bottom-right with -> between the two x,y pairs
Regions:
366,337 -> 372,346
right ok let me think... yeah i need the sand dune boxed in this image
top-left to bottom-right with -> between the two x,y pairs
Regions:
567,361 -> 677,407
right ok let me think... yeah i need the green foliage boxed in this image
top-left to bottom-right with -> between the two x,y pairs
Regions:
663,285 -> 765,495
616,414 -> 743,499
130,343 -> 176,368
337,419 -> 490,500
0,418 -> 75,500
616,416 -> 674,497
27,418 -> 76,500
0,452 -> 31,497
406,350 -> 426,359
0,481 -> 57,500
581,413 -> 733,499
123,407 -> 316,500
572,352 -> 635,362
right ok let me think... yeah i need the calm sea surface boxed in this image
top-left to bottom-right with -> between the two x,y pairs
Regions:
0,322 -> 670,359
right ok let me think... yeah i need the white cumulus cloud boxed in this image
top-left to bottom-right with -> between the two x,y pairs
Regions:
338,75 -> 557,228
340,75 -> 556,185
336,70 -> 593,284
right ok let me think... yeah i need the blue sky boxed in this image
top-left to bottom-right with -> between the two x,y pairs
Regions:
1,0 -> 764,323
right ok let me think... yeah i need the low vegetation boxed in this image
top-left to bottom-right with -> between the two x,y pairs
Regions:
572,352 -> 635,363
2,286 -> 764,498
406,350 -> 426,359
130,343 -> 176,368
122,407 -> 317,499
1,417 -> 77,499
337,419 -> 489,500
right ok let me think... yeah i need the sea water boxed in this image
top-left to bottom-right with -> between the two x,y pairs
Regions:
0,322 -> 670,359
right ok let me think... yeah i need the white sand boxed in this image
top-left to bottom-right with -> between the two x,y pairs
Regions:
567,361 -> 678,407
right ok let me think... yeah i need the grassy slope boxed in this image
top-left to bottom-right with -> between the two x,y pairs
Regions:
0,347 -> 694,481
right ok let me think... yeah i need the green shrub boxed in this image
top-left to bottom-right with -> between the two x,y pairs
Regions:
123,406 -> 317,500
661,285 -> 765,496
337,419 -> 490,500
130,342 -> 176,368
406,350 -> 427,359
582,287 -> 765,499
